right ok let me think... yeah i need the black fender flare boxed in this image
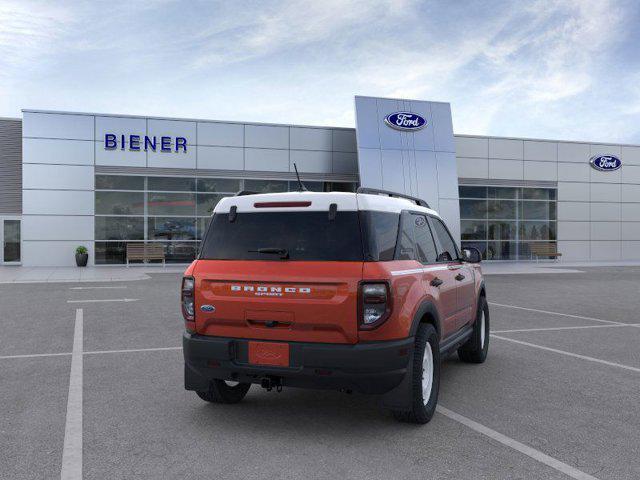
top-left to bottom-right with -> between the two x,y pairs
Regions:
408,300 -> 442,339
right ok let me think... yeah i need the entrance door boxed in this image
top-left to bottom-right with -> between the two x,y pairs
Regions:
1,218 -> 21,264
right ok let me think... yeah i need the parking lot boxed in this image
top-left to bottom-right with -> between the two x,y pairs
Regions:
1,266 -> 639,479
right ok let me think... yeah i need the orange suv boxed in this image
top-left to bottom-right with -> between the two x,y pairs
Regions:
182,187 -> 488,423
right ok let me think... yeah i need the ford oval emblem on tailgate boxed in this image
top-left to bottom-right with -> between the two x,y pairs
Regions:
200,305 -> 215,312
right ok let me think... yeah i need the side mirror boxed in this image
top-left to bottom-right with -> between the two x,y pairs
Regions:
462,247 -> 482,263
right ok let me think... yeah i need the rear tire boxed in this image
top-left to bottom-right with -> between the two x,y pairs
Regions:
393,323 -> 440,424
196,380 -> 251,404
458,295 -> 489,364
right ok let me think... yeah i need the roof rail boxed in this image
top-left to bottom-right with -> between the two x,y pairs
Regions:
356,187 -> 430,208
234,190 -> 258,196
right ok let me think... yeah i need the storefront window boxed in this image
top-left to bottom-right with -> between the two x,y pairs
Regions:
459,186 -> 557,260
95,175 -> 357,264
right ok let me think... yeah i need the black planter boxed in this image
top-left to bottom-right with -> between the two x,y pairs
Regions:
75,253 -> 88,267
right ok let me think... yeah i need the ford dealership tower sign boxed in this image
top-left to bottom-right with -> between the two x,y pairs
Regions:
354,96 -> 460,245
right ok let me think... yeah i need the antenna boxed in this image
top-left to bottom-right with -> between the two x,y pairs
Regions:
293,163 -> 308,191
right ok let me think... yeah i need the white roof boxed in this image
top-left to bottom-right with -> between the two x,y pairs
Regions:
214,191 -> 440,217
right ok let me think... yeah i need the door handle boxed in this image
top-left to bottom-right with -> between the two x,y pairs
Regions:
430,277 -> 443,287
455,273 -> 465,281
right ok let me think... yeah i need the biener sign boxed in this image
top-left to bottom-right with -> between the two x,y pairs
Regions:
104,133 -> 188,152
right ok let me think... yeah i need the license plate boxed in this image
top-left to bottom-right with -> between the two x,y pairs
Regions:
248,341 -> 290,367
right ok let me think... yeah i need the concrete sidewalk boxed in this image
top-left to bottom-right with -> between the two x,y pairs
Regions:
481,260 -> 640,275
0,265 -> 186,283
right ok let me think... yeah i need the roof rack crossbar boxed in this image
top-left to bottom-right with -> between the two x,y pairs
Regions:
356,187 -> 430,208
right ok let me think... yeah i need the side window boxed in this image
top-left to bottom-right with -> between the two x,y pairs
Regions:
413,215 -> 438,264
430,217 -> 459,262
395,213 -> 416,260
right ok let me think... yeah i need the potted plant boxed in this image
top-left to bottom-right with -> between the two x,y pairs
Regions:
75,246 -> 88,267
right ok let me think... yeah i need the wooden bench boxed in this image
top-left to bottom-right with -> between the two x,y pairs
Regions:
126,243 -> 165,267
530,243 -> 562,262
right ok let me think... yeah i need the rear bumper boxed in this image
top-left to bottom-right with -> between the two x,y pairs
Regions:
183,332 -> 414,395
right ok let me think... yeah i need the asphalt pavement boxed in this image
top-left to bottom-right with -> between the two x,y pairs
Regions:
1,267 -> 639,479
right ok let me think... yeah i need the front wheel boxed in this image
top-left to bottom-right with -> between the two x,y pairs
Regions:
458,296 -> 489,363
393,323 -> 440,424
196,379 -> 251,404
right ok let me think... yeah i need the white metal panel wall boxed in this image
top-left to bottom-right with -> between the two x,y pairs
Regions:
22,112 -> 95,266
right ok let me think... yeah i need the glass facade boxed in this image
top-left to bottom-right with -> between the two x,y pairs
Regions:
94,175 -> 357,264
459,186 -> 557,260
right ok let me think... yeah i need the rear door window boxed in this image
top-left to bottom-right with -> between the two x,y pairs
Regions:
430,217 -> 459,262
412,214 -> 438,264
200,211 -> 363,261
395,212 -> 416,260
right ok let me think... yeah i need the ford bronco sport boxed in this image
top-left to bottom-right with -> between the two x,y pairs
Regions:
182,187 -> 488,424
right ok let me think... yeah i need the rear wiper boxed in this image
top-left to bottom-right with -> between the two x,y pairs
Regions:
248,247 -> 290,260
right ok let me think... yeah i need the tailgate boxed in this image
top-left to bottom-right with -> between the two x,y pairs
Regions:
194,260 -> 363,344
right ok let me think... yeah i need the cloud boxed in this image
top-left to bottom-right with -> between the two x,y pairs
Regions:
0,0 -> 637,142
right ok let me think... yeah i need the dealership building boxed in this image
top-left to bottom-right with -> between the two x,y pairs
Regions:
0,95 -> 639,267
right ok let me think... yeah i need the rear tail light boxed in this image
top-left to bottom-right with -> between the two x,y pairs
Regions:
181,276 -> 195,322
359,282 -> 392,329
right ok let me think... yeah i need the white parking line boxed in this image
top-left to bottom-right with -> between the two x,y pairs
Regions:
492,323 -> 640,334
437,406 -> 599,480
0,351 -> 72,360
489,302 -> 625,326
492,334 -> 640,373
66,298 -> 138,304
0,346 -> 181,360
69,286 -> 127,290
84,346 -> 181,355
61,308 -> 83,480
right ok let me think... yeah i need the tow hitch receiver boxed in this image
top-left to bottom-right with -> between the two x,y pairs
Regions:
261,376 -> 283,392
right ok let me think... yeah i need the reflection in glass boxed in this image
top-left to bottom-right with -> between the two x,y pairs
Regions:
147,217 -> 196,240
3,220 -> 20,262
147,193 -> 196,216
95,192 -> 144,215
95,175 -> 144,190
460,200 -> 487,219
520,201 -> 556,220
487,187 -> 517,199
461,220 -> 486,240
196,194 -> 224,216
147,176 -> 195,192
95,217 -> 144,240
459,186 -> 487,198
488,200 -> 516,219
488,221 -> 516,240
197,178 -> 241,193
487,241 -> 517,260
196,217 -> 211,240
245,179 -> 288,193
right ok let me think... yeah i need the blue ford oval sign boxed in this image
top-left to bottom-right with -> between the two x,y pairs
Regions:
384,112 -> 427,131
590,155 -> 621,172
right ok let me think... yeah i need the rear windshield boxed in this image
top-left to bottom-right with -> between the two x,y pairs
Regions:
200,211 -> 364,261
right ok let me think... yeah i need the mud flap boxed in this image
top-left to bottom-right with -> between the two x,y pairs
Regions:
184,363 -> 210,391
381,355 -> 414,412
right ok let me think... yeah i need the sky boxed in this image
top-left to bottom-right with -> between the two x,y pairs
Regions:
1,0 -> 639,143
